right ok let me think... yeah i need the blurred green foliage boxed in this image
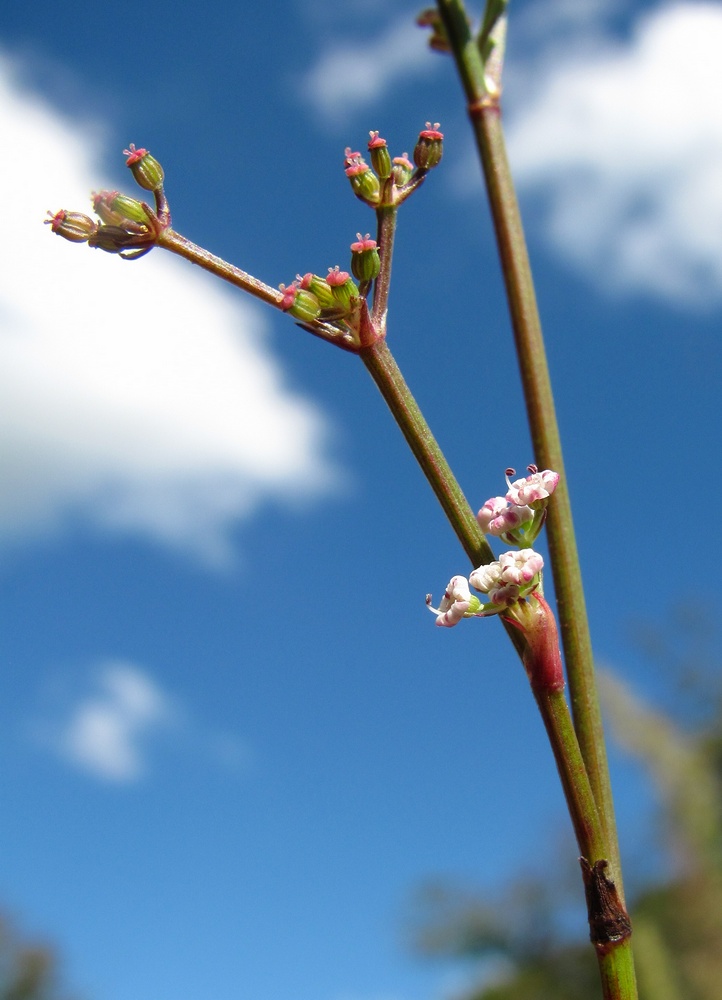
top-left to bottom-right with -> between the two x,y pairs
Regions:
0,915 -> 72,1000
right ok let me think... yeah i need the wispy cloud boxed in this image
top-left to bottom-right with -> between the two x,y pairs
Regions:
300,14 -> 436,122
503,2 -> 722,305
0,50 -> 338,566
50,662 -> 176,782
36,661 -> 250,782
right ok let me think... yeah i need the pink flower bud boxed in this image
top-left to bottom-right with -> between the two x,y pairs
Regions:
298,273 -> 337,311
367,131 -> 392,179
344,148 -> 380,204
326,266 -> 357,311
414,123 -> 444,170
350,234 -> 380,283
124,143 -> 165,192
92,190 -> 149,230
279,283 -> 321,322
392,153 -> 414,186
45,210 -> 98,243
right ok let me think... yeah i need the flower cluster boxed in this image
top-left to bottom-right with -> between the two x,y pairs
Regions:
343,125 -> 444,208
476,465 -> 559,547
427,548 -> 544,627
278,233 -> 384,349
428,467 -> 559,628
45,145 -> 168,260
280,266 -> 362,323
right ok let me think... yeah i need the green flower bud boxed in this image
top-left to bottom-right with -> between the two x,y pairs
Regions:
124,144 -> 165,191
344,148 -> 380,205
413,123 -> 444,170
45,210 -> 98,243
325,267 -> 357,312
298,273 -> 337,311
92,191 -> 124,226
110,192 -> 151,226
392,153 -> 414,187
279,283 -> 322,323
367,132 -> 392,180
350,234 -> 381,283
92,191 -> 150,230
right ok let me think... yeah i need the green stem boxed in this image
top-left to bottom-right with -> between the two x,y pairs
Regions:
360,338 -> 495,568
535,686 -> 606,861
436,0 -> 622,891
158,228 -> 498,571
597,941 -> 639,1000
371,206 -> 397,328
515,593 -> 636,1000
158,229 -> 283,308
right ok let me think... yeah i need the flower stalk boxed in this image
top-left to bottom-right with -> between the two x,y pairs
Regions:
430,0 -> 636,994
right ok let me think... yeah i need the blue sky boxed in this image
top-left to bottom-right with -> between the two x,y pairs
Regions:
1,1 -> 722,999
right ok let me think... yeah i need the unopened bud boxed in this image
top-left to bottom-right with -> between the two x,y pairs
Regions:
45,210 -> 98,243
279,283 -> 322,323
124,143 -> 165,191
110,192 -> 150,226
298,273 -> 337,311
350,234 -> 380,283
367,132 -> 392,179
392,153 -> 414,186
93,191 -> 149,229
413,123 -> 444,170
325,266 -> 357,311
88,225 -> 137,254
92,191 -> 124,226
344,148 -> 380,204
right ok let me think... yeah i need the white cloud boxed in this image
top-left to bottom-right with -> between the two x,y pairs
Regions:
34,660 -> 251,783
300,14 -> 436,121
53,662 -> 176,782
504,2 -> 722,304
0,50 -> 338,565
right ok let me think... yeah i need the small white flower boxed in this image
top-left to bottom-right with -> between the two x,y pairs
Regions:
469,561 -> 503,594
498,549 -> 544,584
506,468 -> 559,507
469,550 -> 544,610
427,575 -> 476,627
477,496 -> 534,537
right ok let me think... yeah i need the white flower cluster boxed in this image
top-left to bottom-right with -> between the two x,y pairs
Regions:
477,468 -> 559,545
429,468 -> 557,628
428,550 -> 544,628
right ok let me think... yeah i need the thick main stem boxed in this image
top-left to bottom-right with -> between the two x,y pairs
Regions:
435,0 -> 621,893
471,106 -> 619,865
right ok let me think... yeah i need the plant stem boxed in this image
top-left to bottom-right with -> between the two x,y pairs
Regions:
535,686 -> 606,861
517,594 -> 636,1000
371,206 -> 397,328
471,105 -> 619,859
436,0 -> 622,891
157,229 -> 283,307
158,228 -> 499,569
360,338 -> 495,569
